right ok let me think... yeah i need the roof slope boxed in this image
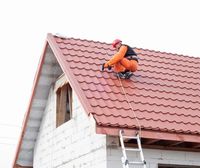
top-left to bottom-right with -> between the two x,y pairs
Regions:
47,33 -> 200,142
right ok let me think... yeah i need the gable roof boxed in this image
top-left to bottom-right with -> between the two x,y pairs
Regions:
48,34 -> 200,139
14,33 -> 200,166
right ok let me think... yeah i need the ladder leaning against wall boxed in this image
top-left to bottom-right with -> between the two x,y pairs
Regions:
119,130 -> 147,168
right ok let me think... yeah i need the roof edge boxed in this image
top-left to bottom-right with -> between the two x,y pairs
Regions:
13,40 -> 48,167
52,33 -> 200,59
96,126 -> 200,144
46,33 -> 95,116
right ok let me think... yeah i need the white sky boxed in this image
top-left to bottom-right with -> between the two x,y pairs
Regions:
0,0 -> 200,167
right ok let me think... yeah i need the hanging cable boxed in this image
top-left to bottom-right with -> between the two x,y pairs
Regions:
104,50 -> 142,136
116,74 -> 142,137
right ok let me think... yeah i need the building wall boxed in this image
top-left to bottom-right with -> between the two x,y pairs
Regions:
33,85 -> 107,168
106,137 -> 200,168
32,82 -> 200,168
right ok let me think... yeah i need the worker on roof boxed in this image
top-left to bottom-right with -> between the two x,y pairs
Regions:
101,39 -> 139,79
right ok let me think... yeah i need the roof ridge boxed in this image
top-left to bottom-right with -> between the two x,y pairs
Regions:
61,47 -> 112,56
62,50 -> 107,61
55,34 -> 200,60
54,33 -> 200,62
54,33 -> 111,46
58,40 -> 112,50
59,43 -> 200,67
136,47 -> 200,60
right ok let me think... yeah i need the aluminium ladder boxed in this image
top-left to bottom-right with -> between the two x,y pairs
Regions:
119,130 -> 147,168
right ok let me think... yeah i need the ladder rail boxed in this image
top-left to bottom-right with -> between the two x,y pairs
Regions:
119,130 -> 147,168
136,134 -> 147,168
119,130 -> 129,168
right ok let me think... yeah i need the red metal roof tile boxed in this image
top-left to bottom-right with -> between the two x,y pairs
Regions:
47,34 -> 200,142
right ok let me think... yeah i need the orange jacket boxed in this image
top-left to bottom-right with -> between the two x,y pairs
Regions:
104,45 -> 128,68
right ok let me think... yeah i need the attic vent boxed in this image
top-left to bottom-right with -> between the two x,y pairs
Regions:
55,75 -> 72,127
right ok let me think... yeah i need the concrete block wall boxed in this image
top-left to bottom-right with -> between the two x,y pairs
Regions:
33,86 -> 107,168
106,137 -> 200,168
32,83 -> 200,168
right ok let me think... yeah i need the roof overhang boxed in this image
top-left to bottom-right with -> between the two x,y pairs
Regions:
13,38 -> 64,167
96,126 -> 200,143
96,126 -> 200,151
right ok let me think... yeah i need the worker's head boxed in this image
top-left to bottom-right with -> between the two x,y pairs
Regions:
112,39 -> 122,50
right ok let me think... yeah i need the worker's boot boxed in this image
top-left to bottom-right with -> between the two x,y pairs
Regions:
124,71 -> 133,79
117,71 -> 133,79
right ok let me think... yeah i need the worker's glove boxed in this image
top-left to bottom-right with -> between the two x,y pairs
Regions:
101,63 -> 105,71
101,63 -> 112,71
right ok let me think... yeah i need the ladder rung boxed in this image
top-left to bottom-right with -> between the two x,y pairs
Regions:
129,161 -> 145,165
119,130 -> 146,168
122,135 -> 138,139
125,148 -> 141,152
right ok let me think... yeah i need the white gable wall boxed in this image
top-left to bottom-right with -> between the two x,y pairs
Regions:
16,45 -> 63,166
32,81 -> 200,168
33,85 -> 107,168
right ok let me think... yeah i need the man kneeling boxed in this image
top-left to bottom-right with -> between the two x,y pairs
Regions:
102,39 -> 139,79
